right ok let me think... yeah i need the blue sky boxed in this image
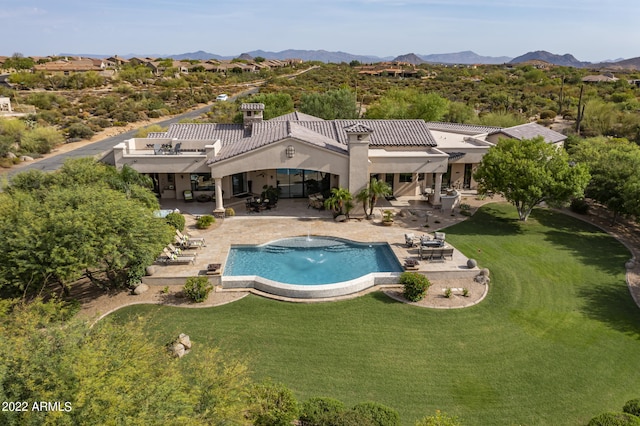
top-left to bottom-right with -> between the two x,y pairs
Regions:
1,0 -> 638,62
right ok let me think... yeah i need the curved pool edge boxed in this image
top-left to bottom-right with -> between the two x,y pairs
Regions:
222,272 -> 402,299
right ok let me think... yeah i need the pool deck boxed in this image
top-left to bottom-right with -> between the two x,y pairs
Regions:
143,193 -> 487,291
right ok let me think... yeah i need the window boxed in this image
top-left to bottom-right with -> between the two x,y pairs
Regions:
399,173 -> 413,183
190,173 -> 215,191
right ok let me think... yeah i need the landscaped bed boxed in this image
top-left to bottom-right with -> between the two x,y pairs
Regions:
109,204 -> 640,425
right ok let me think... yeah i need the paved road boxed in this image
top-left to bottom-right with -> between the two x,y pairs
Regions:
4,87 -> 259,178
4,64 -> 319,179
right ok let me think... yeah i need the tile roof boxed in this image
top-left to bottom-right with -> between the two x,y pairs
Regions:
165,123 -> 246,141
298,120 -> 437,147
426,122 -> 501,134
269,111 -> 325,121
492,122 -> 566,144
240,103 -> 265,111
208,121 -> 348,164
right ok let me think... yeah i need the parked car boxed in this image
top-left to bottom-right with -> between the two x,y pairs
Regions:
216,94 -> 228,101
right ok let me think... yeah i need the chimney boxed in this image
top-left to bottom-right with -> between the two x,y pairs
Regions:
240,103 -> 265,130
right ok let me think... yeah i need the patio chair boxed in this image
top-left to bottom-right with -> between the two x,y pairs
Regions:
405,233 -> 417,247
172,142 -> 182,154
175,230 -> 206,247
434,232 -> 446,242
183,190 -> 194,202
159,248 -> 196,264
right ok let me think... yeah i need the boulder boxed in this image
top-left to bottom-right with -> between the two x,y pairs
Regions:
474,274 -> 490,285
334,214 -> 347,222
5,152 -> 16,159
626,260 -> 635,270
168,342 -> 186,358
133,283 -> 149,295
177,333 -> 192,350
479,268 -> 490,277
146,265 -> 157,276
20,155 -> 34,162
466,259 -> 478,269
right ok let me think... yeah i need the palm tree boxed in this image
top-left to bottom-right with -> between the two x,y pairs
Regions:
367,178 -> 392,218
324,187 -> 353,217
355,187 -> 371,219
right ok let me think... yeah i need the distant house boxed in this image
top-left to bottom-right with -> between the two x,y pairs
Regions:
111,104 -> 566,214
33,58 -> 103,74
0,97 -> 12,113
486,122 -> 567,147
582,74 -> 618,83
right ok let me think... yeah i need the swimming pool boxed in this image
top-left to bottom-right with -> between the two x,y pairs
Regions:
222,236 -> 403,298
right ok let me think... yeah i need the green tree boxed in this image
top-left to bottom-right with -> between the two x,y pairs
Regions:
367,178 -> 392,218
324,187 -> 354,217
0,159 -> 170,297
444,101 -> 476,123
246,92 -> 294,119
248,381 -> 299,426
3,53 -> 34,70
365,89 -> 449,122
570,137 -> 640,222
0,298 -> 254,425
474,137 -> 590,221
300,88 -> 359,119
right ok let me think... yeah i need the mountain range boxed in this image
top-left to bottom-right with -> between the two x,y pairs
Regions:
59,49 -> 639,69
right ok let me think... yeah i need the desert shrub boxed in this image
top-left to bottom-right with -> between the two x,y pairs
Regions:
66,122 -> 94,139
225,207 -> 235,217
444,288 -> 453,298
165,212 -> 185,231
624,399 -> 640,417
20,127 -> 64,154
248,381 -> 299,426
196,215 -> 215,229
299,397 -> 345,426
539,109 -> 557,120
570,198 -> 590,215
183,276 -> 212,303
400,272 -> 431,302
351,401 -> 400,426
337,410 -> 377,426
588,412 -> 640,426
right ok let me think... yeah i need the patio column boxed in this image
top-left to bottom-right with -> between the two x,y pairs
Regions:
214,177 -> 224,215
433,173 -> 443,206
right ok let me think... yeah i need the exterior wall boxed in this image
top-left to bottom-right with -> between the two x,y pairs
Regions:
347,135 -> 371,194
209,138 -> 350,180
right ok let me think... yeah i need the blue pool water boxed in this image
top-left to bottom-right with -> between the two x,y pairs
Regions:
224,237 -> 402,285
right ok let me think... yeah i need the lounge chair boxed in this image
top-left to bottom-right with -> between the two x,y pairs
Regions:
175,230 -> 206,247
160,247 -> 196,264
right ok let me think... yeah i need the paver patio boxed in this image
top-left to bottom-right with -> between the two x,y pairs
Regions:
144,192 -> 487,287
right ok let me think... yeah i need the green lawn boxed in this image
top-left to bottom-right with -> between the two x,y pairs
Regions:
111,204 -> 640,425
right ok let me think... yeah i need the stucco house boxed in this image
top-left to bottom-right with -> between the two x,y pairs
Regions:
112,104 -> 565,214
